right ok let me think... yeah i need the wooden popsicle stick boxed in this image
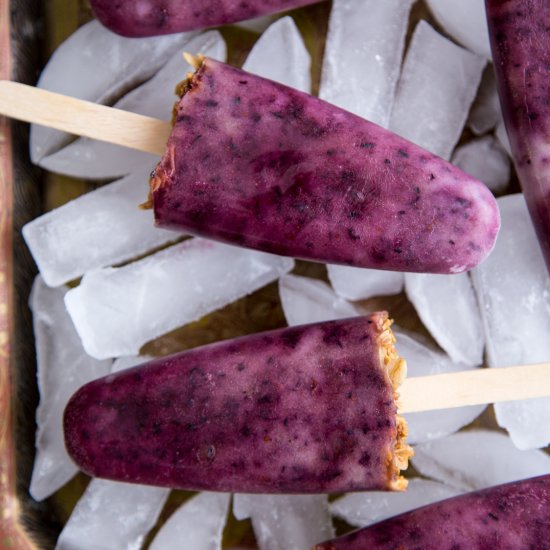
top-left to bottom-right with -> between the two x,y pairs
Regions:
399,362 -> 550,413
0,80 -> 171,155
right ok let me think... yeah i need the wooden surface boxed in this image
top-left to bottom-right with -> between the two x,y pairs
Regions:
0,0 -> 37,548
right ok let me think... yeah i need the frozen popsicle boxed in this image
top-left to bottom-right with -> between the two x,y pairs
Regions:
150,57 -> 499,274
90,0 -> 323,37
486,0 -> 550,275
314,474 -> 550,549
64,313 -> 412,494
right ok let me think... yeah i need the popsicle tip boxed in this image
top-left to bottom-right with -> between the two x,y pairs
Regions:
183,52 -> 205,69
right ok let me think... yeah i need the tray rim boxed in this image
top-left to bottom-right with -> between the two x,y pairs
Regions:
0,0 -> 37,547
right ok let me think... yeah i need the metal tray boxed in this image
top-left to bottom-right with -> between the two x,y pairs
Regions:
0,1 -> 520,548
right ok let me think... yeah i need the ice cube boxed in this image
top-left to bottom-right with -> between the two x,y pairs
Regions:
425,0 -> 492,59
330,479 -> 462,528
468,66 -> 502,135
243,17 -> 311,93
319,0 -> 414,125
452,136 -> 511,194
55,479 -> 168,550
39,31 -> 227,179
29,276 -> 112,501
327,265 -> 404,301
30,20 -> 195,163
149,492 -> 230,550
404,272 -> 484,366
65,239 -> 294,359
233,494 -> 334,550
23,162 -> 179,287
412,430 -> 550,491
394,329 -> 485,445
390,21 -> 485,160
279,274 -> 359,327
471,194 -> 550,449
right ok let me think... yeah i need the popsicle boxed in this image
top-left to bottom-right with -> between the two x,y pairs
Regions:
149,56 -> 500,274
0,57 -> 500,273
64,313 -> 413,494
486,0 -> 550,275
315,474 -> 550,548
90,0 -> 323,37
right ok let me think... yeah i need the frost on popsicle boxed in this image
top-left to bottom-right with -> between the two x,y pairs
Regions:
331,478 -> 462,529
233,494 -> 334,550
55,479 -> 169,550
40,31 -> 227,180
23,162 -> 179,287
29,276 -> 111,501
412,430 -> 550,491
149,492 -> 230,550
472,194 -> 550,450
64,238 -> 294,360
64,315 -> 412,494
242,16 -> 311,94
316,475 -> 550,549
90,0 -> 321,37
151,57 -> 499,274
30,20 -> 195,163
486,0 -> 550,275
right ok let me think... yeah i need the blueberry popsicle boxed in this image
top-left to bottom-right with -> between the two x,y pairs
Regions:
315,475 -> 550,549
150,57 -> 500,274
486,0 -> 550,275
63,313 -> 412,494
91,0 -> 323,37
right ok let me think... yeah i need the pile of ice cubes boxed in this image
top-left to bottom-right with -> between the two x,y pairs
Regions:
23,1 -> 550,548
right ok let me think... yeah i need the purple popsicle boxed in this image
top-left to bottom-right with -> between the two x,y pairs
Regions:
150,57 -> 500,274
486,0 -> 550,275
315,475 -> 550,549
91,0 -> 323,37
64,313 -> 412,494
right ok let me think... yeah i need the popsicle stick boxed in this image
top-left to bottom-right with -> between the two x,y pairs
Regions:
0,80 -> 171,155
400,362 -> 550,413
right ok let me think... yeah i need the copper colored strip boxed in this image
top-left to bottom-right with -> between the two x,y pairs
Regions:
0,0 -> 37,548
